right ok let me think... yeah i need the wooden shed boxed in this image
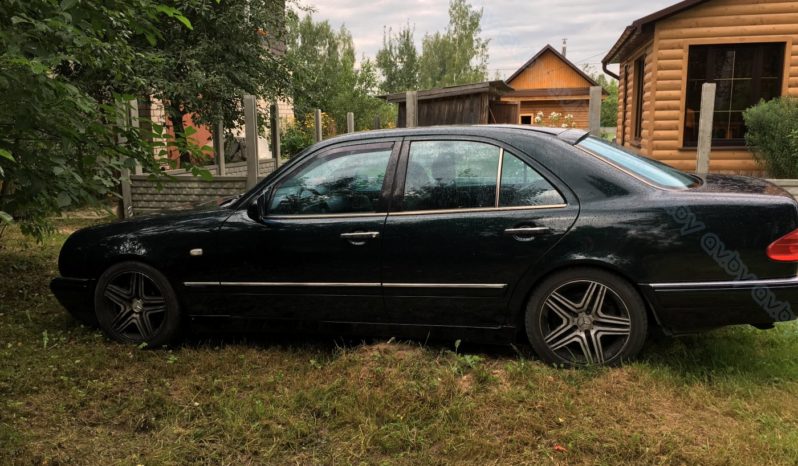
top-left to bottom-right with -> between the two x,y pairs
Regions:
382,81 -> 517,127
602,0 -> 798,174
502,44 -> 606,129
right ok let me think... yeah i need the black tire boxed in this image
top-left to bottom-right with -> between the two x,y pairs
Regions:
525,268 -> 647,367
94,261 -> 181,347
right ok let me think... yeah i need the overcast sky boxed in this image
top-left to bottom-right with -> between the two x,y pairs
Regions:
307,0 -> 677,78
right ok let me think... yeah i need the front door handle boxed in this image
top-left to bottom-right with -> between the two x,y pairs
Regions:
504,226 -> 550,241
341,231 -> 380,245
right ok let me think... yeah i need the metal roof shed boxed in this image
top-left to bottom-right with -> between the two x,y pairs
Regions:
381,81 -> 516,128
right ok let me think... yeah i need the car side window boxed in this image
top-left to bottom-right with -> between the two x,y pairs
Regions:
500,152 -> 565,207
268,145 -> 392,215
403,141 -> 500,211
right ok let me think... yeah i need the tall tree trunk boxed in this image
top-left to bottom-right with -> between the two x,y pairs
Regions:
166,103 -> 191,166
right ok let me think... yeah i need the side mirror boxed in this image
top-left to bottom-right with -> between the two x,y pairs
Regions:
247,189 -> 270,220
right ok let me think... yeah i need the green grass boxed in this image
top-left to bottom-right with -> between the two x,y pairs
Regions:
2,219 -> 798,464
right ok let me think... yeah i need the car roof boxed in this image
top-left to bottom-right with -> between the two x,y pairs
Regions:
321,125 -> 590,146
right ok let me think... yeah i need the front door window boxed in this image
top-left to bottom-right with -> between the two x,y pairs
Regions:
269,145 -> 393,215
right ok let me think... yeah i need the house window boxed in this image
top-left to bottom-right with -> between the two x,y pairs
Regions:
633,56 -> 645,141
684,42 -> 785,147
520,115 -> 532,125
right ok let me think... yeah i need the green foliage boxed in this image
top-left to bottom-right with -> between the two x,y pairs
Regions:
597,75 -> 619,128
145,0 -> 290,163
584,66 -> 619,128
280,121 -> 315,159
743,97 -> 798,177
417,0 -> 489,88
0,0 -> 290,240
0,0 -> 190,239
285,12 -> 393,134
376,24 -> 419,94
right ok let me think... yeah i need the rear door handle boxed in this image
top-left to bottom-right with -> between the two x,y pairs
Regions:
504,227 -> 550,239
340,231 -> 380,240
341,231 -> 380,245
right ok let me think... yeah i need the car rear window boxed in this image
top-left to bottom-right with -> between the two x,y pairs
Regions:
577,137 -> 699,189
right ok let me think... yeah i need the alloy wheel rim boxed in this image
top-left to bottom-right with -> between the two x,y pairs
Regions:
102,271 -> 167,341
539,280 -> 632,365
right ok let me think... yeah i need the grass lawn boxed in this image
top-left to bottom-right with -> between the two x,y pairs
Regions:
2,218 -> 798,465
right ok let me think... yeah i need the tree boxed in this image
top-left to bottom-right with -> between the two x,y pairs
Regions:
417,0 -> 489,88
375,24 -> 419,94
583,65 -> 619,128
596,74 -> 619,128
0,0 -> 192,239
284,13 -> 393,135
144,0 -> 290,165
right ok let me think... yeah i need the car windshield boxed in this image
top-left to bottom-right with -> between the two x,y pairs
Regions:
577,136 -> 699,189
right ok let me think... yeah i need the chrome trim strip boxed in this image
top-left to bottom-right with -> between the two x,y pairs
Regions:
218,282 -> 382,288
648,277 -> 798,290
266,212 -> 387,220
388,204 -> 568,217
383,283 -> 508,289
184,281 -> 508,289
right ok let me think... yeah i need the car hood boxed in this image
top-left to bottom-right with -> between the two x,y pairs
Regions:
692,174 -> 794,199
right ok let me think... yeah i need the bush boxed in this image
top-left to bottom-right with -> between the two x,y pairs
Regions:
280,121 -> 315,159
743,97 -> 798,177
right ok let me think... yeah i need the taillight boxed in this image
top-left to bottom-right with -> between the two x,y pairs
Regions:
767,228 -> 798,261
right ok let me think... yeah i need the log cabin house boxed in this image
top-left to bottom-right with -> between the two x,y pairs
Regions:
502,44 -> 606,129
602,0 -> 798,174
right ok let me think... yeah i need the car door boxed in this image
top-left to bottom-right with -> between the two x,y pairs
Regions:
381,137 -> 579,327
209,140 -> 400,323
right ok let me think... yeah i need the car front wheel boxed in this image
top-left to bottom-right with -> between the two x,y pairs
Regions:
94,261 -> 181,347
525,268 -> 647,366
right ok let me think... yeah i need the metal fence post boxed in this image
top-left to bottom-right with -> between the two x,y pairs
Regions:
405,91 -> 418,128
696,83 -> 716,176
314,109 -> 323,143
346,112 -> 355,133
588,86 -> 602,136
244,95 -> 259,189
270,102 -> 281,169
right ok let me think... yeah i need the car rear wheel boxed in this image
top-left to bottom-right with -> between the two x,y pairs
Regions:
94,261 -> 181,347
525,268 -> 647,366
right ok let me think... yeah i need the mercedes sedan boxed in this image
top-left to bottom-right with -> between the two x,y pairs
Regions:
51,126 -> 798,365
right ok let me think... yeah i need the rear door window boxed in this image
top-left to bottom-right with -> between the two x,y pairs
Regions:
403,141 -> 500,211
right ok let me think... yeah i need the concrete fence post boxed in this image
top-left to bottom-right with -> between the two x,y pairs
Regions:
244,95 -> 259,189
347,112 -> 355,133
270,102 -> 281,169
128,99 -> 142,176
373,116 -> 381,130
314,109 -> 323,143
588,86 -> 602,136
696,83 -> 716,176
116,100 -> 133,219
405,91 -> 418,128
214,121 -> 225,176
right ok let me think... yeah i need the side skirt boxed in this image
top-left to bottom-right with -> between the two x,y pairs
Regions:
188,315 -> 518,345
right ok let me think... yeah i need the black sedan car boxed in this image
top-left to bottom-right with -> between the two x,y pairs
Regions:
51,126 -> 798,365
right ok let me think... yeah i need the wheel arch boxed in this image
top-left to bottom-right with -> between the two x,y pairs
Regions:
508,259 -> 664,341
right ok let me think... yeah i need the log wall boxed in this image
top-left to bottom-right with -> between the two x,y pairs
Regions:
618,0 -> 798,175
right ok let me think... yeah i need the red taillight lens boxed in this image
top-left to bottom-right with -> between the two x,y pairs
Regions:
767,228 -> 798,261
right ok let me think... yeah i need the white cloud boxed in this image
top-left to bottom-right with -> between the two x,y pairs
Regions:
307,0 -> 678,78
